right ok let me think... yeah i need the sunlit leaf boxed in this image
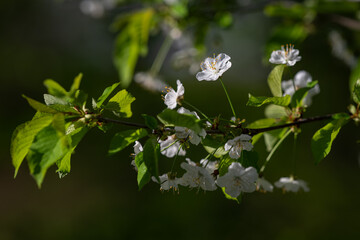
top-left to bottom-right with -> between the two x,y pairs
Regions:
247,94 -> 290,107
267,65 -> 285,97
108,128 -> 148,155
311,114 -> 350,164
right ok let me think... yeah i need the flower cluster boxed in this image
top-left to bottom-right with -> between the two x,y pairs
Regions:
130,49 -> 312,200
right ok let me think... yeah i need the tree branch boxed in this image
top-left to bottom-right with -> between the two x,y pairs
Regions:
97,113 -> 344,136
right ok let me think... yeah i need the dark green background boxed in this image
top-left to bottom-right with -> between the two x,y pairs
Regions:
1,1 -> 359,239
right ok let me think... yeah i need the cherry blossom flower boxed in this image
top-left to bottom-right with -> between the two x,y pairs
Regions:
256,177 -> 274,193
159,135 -> 186,158
216,162 -> 258,198
274,176 -> 310,193
200,159 -> 219,174
163,80 -> 184,109
179,158 -> 217,191
131,141 -> 143,171
175,107 -> 206,145
269,44 -> 301,66
224,134 -> 253,159
196,53 -> 232,81
282,70 -> 320,106
152,173 -> 181,192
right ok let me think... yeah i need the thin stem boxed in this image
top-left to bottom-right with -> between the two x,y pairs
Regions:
150,35 -> 173,76
260,129 -> 292,173
171,144 -> 183,172
97,113 -> 341,135
219,77 -> 237,119
292,133 -> 298,176
183,100 -> 213,124
161,139 -> 179,152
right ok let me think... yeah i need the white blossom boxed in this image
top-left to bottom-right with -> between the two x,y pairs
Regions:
269,44 -> 301,66
216,162 -> 258,198
282,70 -> 320,106
274,176 -> 310,193
131,141 -> 143,171
152,173 -> 181,191
163,80 -> 185,109
200,159 -> 219,174
224,134 -> 253,159
196,53 -> 232,81
175,107 -> 206,145
256,177 -> 274,193
159,135 -> 186,158
179,158 -> 217,191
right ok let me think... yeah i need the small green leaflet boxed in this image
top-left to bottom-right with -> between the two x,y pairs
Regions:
108,128 -> 148,155
311,114 -> 350,164
11,115 -> 54,177
221,187 -> 242,204
247,94 -> 290,107
135,151 -> 151,190
23,95 -> 58,114
27,114 -> 70,188
113,8 -> 154,88
267,64 -> 285,97
291,80 -> 318,108
143,137 -> 160,182
142,114 -> 158,130
352,79 -> 360,104
96,82 -> 120,108
202,135 -> 227,158
105,89 -> 135,118
246,118 -> 277,129
349,58 -> 360,92
43,79 -> 68,98
69,73 -> 83,97
56,126 -> 89,178
157,109 -> 202,134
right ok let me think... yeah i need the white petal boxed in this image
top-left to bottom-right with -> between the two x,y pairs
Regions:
196,70 -> 218,81
164,90 -> 177,109
176,80 -> 185,96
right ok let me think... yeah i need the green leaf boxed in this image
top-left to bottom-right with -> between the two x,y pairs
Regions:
352,79 -> 360,104
239,150 -> 259,171
157,109 -> 202,134
44,94 -> 69,106
23,95 -> 58,114
311,115 -> 350,164
219,155 -> 234,176
143,137 -> 160,182
247,94 -> 291,107
350,59 -> 360,93
56,126 -> 88,178
202,135 -> 227,158
43,79 -> 67,98
268,64 -> 285,97
113,8 -> 154,88
69,73 -> 82,96
11,115 -> 53,177
108,128 -> 148,155
135,151 -> 151,190
27,114 -> 70,188
264,104 -> 289,118
142,114 -> 158,130
264,128 -> 289,152
43,94 -> 78,114
105,89 -> 135,118
97,82 -> 120,108
72,90 -> 88,107
246,118 -> 277,129
291,80 -> 319,107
